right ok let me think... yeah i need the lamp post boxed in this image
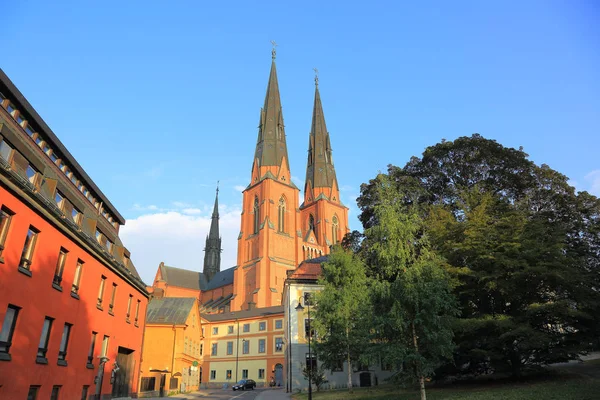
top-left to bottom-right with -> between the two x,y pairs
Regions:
295,295 -> 312,400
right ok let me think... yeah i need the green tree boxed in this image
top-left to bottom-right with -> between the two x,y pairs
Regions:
358,134 -> 600,378
364,175 -> 458,400
313,245 -> 371,392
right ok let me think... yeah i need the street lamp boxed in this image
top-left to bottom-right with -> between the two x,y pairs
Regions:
296,295 -> 313,400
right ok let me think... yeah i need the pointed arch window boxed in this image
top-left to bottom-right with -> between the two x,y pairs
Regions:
309,214 -> 315,233
278,197 -> 286,233
253,196 -> 260,234
332,215 -> 339,244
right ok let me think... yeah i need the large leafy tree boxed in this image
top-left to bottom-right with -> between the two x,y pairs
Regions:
358,134 -> 600,378
364,175 -> 458,400
312,246 -> 371,392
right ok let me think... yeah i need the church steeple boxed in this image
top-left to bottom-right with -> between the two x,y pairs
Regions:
252,43 -> 291,181
203,184 -> 222,282
304,71 -> 339,204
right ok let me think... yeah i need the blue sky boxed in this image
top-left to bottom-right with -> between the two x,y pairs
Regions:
2,1 -> 599,284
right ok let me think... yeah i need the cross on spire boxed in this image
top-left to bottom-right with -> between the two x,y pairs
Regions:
313,68 -> 319,87
271,40 -> 277,60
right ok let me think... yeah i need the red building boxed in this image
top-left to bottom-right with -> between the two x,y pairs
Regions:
0,69 -> 149,399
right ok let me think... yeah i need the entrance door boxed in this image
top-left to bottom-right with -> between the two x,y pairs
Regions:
111,347 -> 134,397
359,372 -> 371,387
275,364 -> 283,387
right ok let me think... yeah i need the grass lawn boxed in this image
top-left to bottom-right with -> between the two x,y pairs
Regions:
291,373 -> 600,400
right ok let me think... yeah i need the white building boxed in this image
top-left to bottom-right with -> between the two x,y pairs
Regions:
282,256 -> 395,393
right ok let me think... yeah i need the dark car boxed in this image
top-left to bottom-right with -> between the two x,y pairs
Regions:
232,379 -> 256,390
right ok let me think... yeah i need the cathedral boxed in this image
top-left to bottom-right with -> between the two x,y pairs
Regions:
141,47 -> 349,391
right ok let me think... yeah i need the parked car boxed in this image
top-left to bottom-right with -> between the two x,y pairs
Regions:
232,379 -> 256,390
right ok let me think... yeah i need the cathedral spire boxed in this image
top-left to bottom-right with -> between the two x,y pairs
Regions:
203,184 -> 222,282
304,72 -> 339,202
252,44 -> 290,177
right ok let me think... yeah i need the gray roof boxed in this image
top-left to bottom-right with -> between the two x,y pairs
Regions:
146,297 -> 196,325
201,305 -> 284,323
159,265 -> 234,291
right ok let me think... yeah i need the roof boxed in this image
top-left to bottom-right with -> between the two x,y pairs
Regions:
287,255 -> 329,281
0,68 -> 125,224
159,264 -> 234,291
146,297 -> 196,325
201,305 -> 284,323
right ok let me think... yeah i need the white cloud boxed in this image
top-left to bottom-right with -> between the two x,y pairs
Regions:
584,170 -> 600,196
172,201 -> 192,209
120,208 -> 241,285
182,208 -> 203,215
234,185 -> 246,192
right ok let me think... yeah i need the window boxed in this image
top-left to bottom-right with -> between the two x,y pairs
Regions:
16,113 -> 25,125
242,339 -> 249,354
6,103 -> 15,115
226,370 -> 232,380
53,248 -> 68,288
309,214 -> 315,233
253,196 -> 260,234
228,325 -> 234,334
259,369 -> 265,379
0,206 -> 14,259
210,370 -> 216,380
200,343 -> 203,355
126,294 -> 133,320
242,369 -> 248,379
212,327 -> 218,335
72,260 -> 83,295
27,386 -> 40,400
275,337 -> 283,352
81,385 -> 89,400
25,125 -> 35,137
211,343 -> 217,356
87,332 -> 97,367
109,283 -> 117,314
243,323 -> 250,333
105,238 -> 113,253
259,321 -> 266,331
58,323 -> 72,365
26,163 -> 39,185
50,385 -> 61,400
140,377 -> 156,392
0,304 -> 20,360
95,229 -> 102,244
37,317 -> 54,363
97,276 -> 106,308
0,139 -> 13,162
332,359 -> 344,372
227,341 -> 233,355
305,319 -> 315,339
306,353 -> 317,370
19,226 -> 39,271
101,335 -> 109,357
278,197 -> 286,232
275,320 -> 283,329
258,339 -> 265,353
71,206 -> 82,225
135,300 -> 140,325
55,191 -> 65,208
332,215 -> 339,244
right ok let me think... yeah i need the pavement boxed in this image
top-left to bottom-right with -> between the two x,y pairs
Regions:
255,389 -> 292,400
140,387 -> 291,400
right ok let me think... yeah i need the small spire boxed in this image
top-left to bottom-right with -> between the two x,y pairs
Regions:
271,40 -> 277,61
313,67 -> 319,87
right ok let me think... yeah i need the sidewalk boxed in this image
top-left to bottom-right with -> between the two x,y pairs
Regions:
256,388 -> 292,400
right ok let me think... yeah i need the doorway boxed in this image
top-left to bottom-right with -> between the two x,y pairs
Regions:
275,364 -> 283,387
111,347 -> 135,397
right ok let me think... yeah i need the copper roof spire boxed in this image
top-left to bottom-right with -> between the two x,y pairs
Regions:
203,183 -> 222,282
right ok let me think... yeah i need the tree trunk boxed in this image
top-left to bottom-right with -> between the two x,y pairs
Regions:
346,326 -> 353,393
412,322 -> 426,400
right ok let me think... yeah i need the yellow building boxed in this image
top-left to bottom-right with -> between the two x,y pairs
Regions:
138,298 -> 202,397
200,306 -> 285,388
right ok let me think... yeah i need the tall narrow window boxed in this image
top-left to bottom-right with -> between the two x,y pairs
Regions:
0,304 -> 20,360
126,294 -> 133,321
72,260 -> 83,296
19,226 -> 39,272
27,386 -> 40,400
242,369 -> 248,379
227,341 -> 233,355
0,206 -> 14,259
97,276 -> 106,309
0,139 -> 14,162
242,339 -> 249,354
71,206 -> 82,225
87,332 -> 97,367
135,299 -> 140,325
109,283 -> 117,315
253,196 -> 260,234
26,163 -> 39,185
309,214 -> 315,233
37,317 -> 54,363
81,386 -> 89,400
101,335 -> 109,357
332,215 -> 339,244
211,343 -> 218,356
53,248 -> 68,288
57,323 -> 72,365
275,337 -> 283,352
259,339 -> 266,353
55,190 -> 65,209
50,385 -> 61,400
278,197 -> 286,233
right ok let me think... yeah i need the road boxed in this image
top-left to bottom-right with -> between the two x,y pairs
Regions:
142,387 -> 288,400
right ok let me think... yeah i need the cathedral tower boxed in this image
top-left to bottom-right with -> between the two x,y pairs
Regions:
232,48 -> 302,311
203,186 -> 222,282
